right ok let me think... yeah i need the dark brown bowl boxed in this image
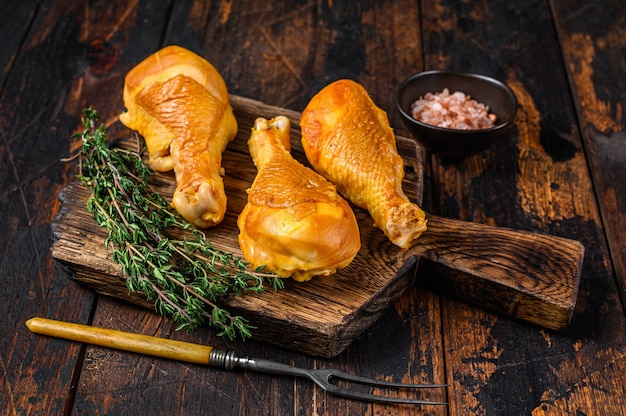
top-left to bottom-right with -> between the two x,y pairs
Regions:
396,70 -> 518,161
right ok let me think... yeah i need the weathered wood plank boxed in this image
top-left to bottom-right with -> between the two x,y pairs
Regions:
0,0 -> 39,87
552,0 -> 626,314
0,2 -> 102,414
416,0 -> 626,415
0,1 -> 175,415
535,1 -> 626,414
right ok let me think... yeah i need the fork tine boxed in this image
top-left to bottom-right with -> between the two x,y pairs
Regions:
308,368 -> 448,405
325,368 -> 449,389
323,386 -> 448,405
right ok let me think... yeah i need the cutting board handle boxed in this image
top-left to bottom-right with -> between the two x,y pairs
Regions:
408,215 -> 585,330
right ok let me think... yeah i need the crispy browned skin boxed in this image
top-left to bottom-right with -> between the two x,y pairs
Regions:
300,79 -> 427,249
238,116 -> 361,281
119,45 -> 237,228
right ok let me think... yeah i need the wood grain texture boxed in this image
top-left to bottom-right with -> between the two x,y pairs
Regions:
2,0 -> 625,415
0,0 -> 39,87
0,2 -> 103,415
418,0 -> 626,415
553,0 -> 626,315
415,216 -> 583,329
0,2 -> 174,415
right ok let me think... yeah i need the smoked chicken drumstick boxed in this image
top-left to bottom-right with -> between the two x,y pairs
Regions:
119,45 -> 237,228
300,79 -> 427,249
238,116 -> 361,282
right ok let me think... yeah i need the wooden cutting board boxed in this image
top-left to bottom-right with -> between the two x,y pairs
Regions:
51,95 -> 585,357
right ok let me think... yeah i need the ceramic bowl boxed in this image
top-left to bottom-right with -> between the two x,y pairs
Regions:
396,70 -> 518,161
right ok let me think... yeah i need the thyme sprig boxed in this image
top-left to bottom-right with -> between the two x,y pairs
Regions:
73,107 -> 283,340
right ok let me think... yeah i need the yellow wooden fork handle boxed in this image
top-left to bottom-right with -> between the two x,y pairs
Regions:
26,317 -> 213,365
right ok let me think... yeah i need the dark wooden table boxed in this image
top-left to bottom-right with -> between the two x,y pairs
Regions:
2,1 -> 625,415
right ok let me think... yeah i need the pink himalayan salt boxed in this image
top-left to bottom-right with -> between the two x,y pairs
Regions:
410,88 -> 497,130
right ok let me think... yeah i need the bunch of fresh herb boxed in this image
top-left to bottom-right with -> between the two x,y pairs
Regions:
72,107 -> 283,340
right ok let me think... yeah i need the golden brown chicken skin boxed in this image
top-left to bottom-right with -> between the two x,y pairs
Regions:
119,45 -> 237,228
238,116 -> 361,282
300,79 -> 427,249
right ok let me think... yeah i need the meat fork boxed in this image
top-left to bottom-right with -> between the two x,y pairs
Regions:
26,317 -> 447,406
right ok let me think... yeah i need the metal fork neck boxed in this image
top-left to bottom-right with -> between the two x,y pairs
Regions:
210,349 -> 245,370
210,349 -> 308,377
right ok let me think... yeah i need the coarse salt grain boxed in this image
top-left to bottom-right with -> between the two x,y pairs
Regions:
410,88 -> 497,130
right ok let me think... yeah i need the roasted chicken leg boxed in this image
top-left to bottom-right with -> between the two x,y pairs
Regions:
300,79 -> 427,249
238,116 -> 361,282
119,45 -> 237,228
